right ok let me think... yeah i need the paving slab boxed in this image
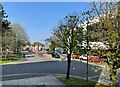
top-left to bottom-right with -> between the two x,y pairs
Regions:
11,80 -> 18,85
1,75 -> 65,86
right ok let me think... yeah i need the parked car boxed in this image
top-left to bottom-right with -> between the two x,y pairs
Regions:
40,50 -> 51,54
46,51 -> 51,54
88,56 -> 102,62
79,54 -> 89,60
51,52 -> 60,58
28,50 -> 33,54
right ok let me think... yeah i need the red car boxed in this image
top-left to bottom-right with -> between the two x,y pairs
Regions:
46,51 -> 51,54
88,56 -> 101,62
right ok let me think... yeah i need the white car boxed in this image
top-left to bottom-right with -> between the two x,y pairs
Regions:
79,54 -> 89,60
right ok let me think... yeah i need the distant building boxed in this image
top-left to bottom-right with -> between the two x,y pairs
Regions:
21,41 -> 45,52
81,41 -> 109,50
32,42 -> 44,52
78,17 -> 109,50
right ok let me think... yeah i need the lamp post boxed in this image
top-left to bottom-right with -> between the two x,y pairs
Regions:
86,20 -> 90,83
81,10 -> 91,83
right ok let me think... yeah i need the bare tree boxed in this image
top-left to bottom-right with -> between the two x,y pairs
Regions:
53,13 -> 80,79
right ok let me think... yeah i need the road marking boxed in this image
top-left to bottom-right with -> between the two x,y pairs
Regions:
88,75 -> 100,79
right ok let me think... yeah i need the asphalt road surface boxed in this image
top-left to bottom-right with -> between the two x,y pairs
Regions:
1,60 -> 102,81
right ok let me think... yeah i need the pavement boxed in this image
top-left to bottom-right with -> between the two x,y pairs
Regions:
1,75 -> 65,86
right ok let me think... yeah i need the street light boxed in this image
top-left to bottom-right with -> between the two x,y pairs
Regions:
81,11 -> 91,83
86,20 -> 90,83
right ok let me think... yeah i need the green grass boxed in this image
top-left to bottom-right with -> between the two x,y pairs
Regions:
0,58 -> 20,64
1,53 -> 22,58
0,53 -> 22,64
57,76 -> 108,87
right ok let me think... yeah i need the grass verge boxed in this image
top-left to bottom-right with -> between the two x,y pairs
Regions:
57,76 -> 108,87
0,53 -> 23,64
0,58 -> 20,64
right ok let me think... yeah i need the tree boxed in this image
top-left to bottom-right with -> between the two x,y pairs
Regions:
0,4 -> 2,53
53,13 -> 80,79
45,35 -> 62,52
45,36 -> 56,51
87,1 -> 120,86
49,40 -> 56,52
0,4 -> 19,62
1,5 -> 11,51
1,4 -> 16,60
72,26 -> 84,55
10,23 -> 29,53
2,28 -> 17,52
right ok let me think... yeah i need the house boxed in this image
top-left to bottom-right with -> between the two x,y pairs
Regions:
32,42 -> 44,52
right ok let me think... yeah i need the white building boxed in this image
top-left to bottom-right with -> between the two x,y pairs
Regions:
81,41 -> 109,50
32,42 -> 44,52
78,17 -> 109,50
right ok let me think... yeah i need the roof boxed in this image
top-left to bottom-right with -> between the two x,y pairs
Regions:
32,42 -> 44,46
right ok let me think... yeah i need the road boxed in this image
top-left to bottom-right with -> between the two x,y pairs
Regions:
1,60 -> 102,81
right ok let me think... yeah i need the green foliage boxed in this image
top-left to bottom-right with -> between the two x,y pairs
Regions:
73,27 -> 83,54
53,13 -> 81,54
86,2 -> 120,86
10,23 -> 29,52
49,40 -> 56,52
1,4 -> 30,64
45,37 -> 56,51
1,5 -> 13,51
53,12 -> 81,79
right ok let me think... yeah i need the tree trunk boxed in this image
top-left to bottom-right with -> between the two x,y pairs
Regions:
66,53 -> 71,79
5,49 -> 8,63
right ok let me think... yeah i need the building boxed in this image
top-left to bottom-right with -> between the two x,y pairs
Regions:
78,17 -> 109,50
32,42 -> 44,52
81,41 -> 109,50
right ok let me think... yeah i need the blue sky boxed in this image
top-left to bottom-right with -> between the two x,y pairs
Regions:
2,2 -> 91,44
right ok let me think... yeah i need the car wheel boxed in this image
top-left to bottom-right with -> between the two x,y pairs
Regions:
89,59 -> 92,62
